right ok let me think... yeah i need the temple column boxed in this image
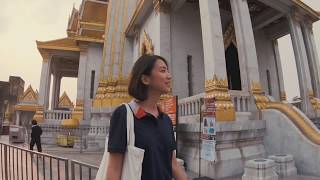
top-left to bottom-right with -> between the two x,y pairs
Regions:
15,111 -> 21,126
287,13 -> 315,117
153,1 -> 172,70
230,0 -> 264,110
199,0 -> 235,121
301,20 -> 320,99
34,53 -> 51,122
38,55 -> 52,109
73,45 -> 88,121
55,75 -> 61,109
273,40 -> 287,101
51,74 -> 57,110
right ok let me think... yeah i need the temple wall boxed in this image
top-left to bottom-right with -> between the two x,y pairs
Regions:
254,30 -> 281,100
177,115 -> 266,179
132,11 -> 158,62
83,43 -> 103,122
171,3 -> 204,98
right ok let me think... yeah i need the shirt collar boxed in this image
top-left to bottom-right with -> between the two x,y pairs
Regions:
129,100 -> 163,119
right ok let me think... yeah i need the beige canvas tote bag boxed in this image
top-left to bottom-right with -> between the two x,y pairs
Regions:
95,103 -> 145,180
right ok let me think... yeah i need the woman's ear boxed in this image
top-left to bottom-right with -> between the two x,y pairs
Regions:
141,75 -> 150,85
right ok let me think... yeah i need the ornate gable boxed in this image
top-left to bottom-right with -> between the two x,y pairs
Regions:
19,85 -> 38,103
58,92 -> 74,109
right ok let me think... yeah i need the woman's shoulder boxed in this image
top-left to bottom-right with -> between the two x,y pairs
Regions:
112,104 -> 127,114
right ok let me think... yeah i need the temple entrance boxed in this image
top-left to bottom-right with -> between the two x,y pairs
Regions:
225,43 -> 242,90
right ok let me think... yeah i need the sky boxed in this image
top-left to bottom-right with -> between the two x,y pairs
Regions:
0,0 -> 319,103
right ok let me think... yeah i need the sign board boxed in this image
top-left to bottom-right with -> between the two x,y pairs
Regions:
159,96 -> 179,155
200,98 -> 216,162
159,96 -> 178,129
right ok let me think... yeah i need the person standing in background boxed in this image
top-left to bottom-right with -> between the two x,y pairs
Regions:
30,120 -> 42,152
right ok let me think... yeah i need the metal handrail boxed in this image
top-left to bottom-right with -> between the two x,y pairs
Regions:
0,142 -> 99,180
71,160 -> 99,180
1,142 -> 70,180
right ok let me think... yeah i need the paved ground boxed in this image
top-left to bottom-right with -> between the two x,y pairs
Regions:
1,135 -> 320,180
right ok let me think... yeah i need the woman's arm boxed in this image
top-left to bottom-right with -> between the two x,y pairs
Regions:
106,153 -> 125,180
172,152 -> 188,180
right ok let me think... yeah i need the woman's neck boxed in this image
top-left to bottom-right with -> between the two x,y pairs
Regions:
137,90 -> 161,111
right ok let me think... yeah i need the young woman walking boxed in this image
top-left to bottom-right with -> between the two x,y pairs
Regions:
106,55 -> 187,180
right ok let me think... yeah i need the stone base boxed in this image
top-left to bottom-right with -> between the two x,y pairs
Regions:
73,139 -> 86,150
41,132 -> 57,145
242,159 -> 278,180
86,137 -> 104,151
178,119 -> 266,179
268,154 -> 297,177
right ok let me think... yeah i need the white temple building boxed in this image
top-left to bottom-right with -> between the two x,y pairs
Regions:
30,0 -> 320,178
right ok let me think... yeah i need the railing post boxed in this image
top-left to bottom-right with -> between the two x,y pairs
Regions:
65,160 -> 69,180
4,145 -> 8,180
71,161 -> 75,180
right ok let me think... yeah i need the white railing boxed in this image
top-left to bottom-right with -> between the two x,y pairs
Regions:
178,93 -> 204,117
178,92 -> 252,117
44,110 -> 72,120
229,91 -> 251,112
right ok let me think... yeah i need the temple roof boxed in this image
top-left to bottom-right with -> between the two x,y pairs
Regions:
293,0 -> 320,19
15,85 -> 38,112
36,37 -> 80,52
67,0 -> 108,42
67,7 -> 79,37
36,0 -> 108,59
58,91 -> 74,109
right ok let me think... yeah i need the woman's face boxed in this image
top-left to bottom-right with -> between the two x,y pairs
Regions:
145,59 -> 172,94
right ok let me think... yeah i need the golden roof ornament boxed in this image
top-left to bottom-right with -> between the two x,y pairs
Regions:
140,30 -> 154,55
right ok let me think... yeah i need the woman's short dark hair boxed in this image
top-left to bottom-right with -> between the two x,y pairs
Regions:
128,54 -> 168,101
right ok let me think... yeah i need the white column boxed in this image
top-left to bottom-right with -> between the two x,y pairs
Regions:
288,13 -> 315,117
199,0 -> 228,81
230,0 -> 261,90
38,57 -> 52,109
154,8 -> 172,70
301,21 -> 320,98
51,74 -> 57,110
54,75 -> 61,109
273,40 -> 287,101
77,46 -> 88,102
15,111 -> 21,126
199,0 -> 235,121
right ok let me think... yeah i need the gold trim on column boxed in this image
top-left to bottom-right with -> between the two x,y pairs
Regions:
92,80 -> 108,108
205,75 -> 235,122
251,82 -> 270,110
119,0 -> 130,80
102,79 -> 118,107
33,105 -> 44,123
280,91 -> 287,101
99,0 -> 113,81
72,99 -> 84,121
308,90 -> 320,110
112,76 -> 132,106
108,0 -> 121,80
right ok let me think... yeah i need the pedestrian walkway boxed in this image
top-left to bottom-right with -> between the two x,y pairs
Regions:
1,135 -> 320,180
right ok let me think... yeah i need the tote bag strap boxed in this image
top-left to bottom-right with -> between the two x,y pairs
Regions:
124,103 -> 135,146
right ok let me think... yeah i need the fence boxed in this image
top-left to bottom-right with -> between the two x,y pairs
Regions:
0,142 -> 99,180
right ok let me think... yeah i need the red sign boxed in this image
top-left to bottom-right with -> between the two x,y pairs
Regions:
159,96 -> 177,126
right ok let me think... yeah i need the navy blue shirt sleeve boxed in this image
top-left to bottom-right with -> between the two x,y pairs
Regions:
107,105 -> 127,153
